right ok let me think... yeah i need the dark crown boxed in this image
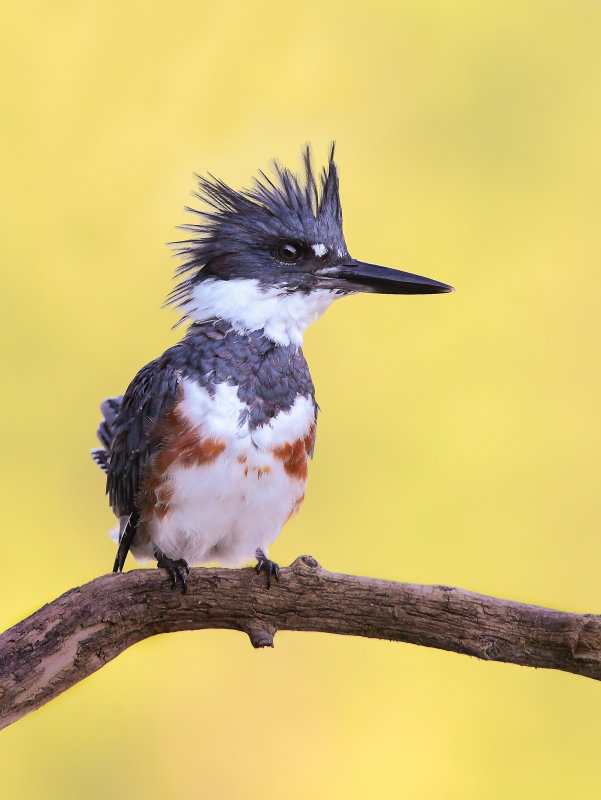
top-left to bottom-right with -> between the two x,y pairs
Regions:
168,144 -> 347,312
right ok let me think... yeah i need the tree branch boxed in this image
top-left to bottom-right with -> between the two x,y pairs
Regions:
1,555 -> 600,730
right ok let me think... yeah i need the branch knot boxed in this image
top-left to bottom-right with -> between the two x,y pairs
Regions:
246,626 -> 275,649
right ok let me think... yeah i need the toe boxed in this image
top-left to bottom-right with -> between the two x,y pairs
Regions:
254,553 -> 279,589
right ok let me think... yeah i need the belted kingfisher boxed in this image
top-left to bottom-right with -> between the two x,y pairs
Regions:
93,145 -> 453,592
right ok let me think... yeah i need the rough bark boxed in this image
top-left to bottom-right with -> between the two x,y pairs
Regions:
1,555 -> 600,731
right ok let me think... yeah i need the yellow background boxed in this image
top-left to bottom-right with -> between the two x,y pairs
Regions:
2,1 -> 601,797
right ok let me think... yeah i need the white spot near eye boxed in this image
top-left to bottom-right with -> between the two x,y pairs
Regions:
312,243 -> 328,257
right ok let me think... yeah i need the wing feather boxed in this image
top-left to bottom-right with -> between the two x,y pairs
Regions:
107,360 -> 181,517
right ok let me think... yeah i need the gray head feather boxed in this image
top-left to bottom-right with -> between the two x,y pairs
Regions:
168,144 -> 347,313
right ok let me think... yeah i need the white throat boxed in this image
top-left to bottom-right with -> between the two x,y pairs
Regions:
185,278 -> 337,346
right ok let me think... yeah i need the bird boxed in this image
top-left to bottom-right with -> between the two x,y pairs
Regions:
92,144 -> 453,592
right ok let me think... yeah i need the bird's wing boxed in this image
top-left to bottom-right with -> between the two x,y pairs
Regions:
107,359 -> 182,518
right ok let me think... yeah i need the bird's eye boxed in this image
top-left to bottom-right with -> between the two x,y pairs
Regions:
277,242 -> 302,263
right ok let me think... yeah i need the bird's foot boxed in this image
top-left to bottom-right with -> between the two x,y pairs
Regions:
154,548 -> 190,593
255,548 -> 279,589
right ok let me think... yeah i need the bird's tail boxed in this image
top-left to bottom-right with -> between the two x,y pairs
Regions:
91,396 -> 123,472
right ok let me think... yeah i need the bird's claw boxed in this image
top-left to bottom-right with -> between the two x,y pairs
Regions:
255,548 -> 279,589
155,550 -> 190,593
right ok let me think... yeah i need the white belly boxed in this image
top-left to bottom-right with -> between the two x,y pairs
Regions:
132,380 -> 315,566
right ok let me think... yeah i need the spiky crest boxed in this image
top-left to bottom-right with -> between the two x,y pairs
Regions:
167,144 -> 344,314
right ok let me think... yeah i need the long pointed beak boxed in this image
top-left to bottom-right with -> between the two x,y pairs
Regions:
318,259 -> 454,295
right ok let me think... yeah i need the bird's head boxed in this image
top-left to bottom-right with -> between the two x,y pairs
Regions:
170,145 -> 453,346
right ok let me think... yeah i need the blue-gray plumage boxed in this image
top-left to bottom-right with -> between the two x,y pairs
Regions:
103,321 -> 316,520
93,144 -> 453,591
